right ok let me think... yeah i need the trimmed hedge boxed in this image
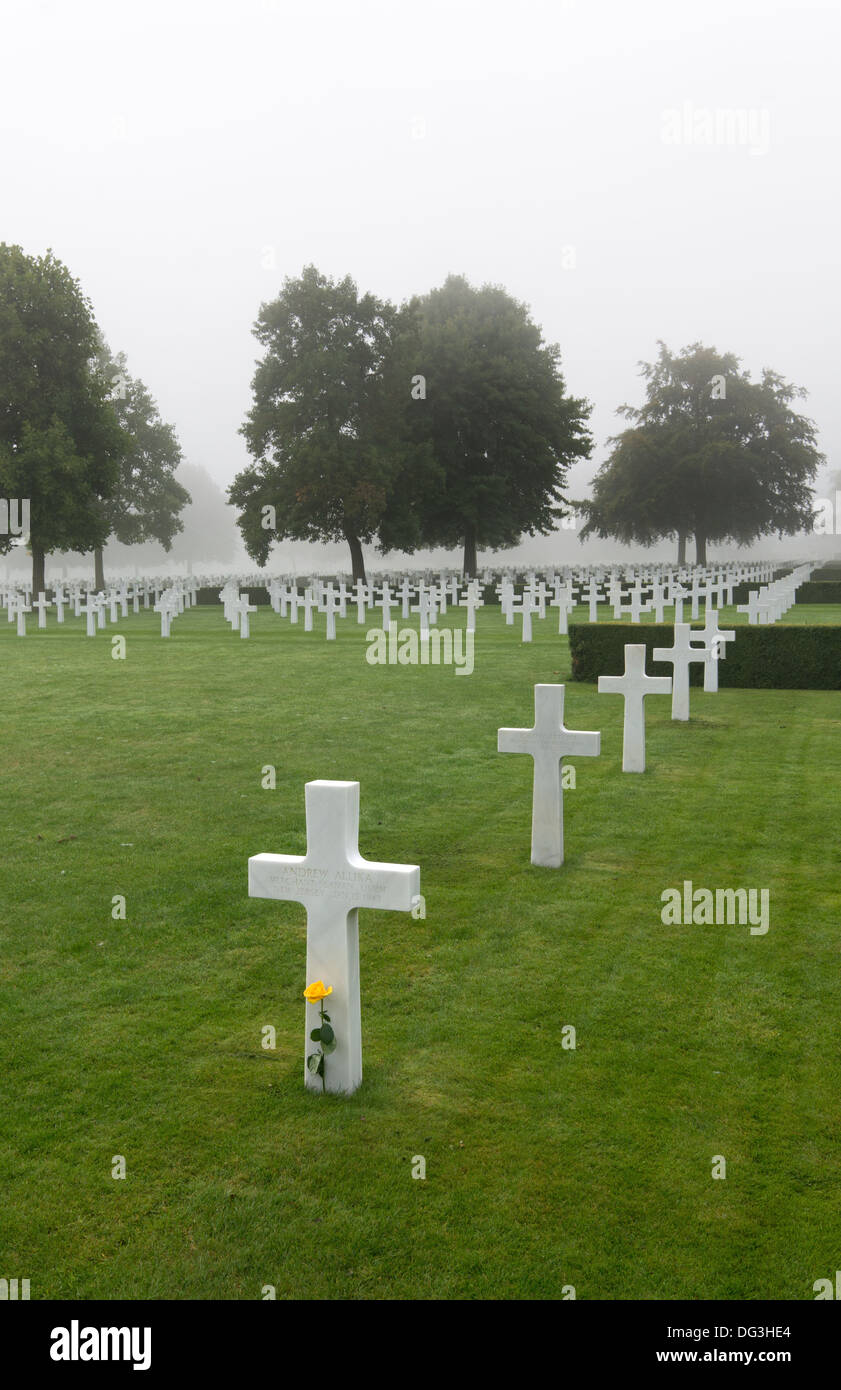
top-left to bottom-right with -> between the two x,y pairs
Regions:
795,582 -> 841,604
568,621 -> 841,689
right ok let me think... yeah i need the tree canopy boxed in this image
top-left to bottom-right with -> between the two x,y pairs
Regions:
231,265 -> 428,581
579,342 -> 823,564
400,274 -> 592,574
93,344 -> 189,587
0,244 -> 126,591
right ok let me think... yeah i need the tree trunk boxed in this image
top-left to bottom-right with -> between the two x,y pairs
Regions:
463,526 -> 477,578
94,546 -> 105,590
676,532 -> 686,566
345,532 -> 366,584
32,545 -> 46,595
695,531 -> 707,566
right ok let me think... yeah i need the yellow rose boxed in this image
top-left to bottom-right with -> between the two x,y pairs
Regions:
303,981 -> 333,1003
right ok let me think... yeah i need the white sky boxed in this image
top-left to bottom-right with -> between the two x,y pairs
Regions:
3,0 -> 839,568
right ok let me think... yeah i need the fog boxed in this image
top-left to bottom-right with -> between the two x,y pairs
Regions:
3,0 -> 839,575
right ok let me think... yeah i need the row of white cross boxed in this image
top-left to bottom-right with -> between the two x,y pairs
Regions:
2,562 -> 809,640
1,580 -> 200,637
219,577 -> 488,640
248,619 -> 738,1096
246,563 -> 812,1096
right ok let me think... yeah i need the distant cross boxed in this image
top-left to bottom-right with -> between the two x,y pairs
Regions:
652,623 -> 707,721
398,578 -> 412,620
155,592 -> 175,638
324,589 -> 339,640
511,595 -> 535,642
301,588 -> 316,631
459,583 -> 483,633
15,597 -> 31,636
670,582 -> 686,624
377,584 -> 395,627
584,578 -> 602,623
737,590 -> 762,625
33,591 -> 51,628
597,643 -> 672,772
236,592 -> 257,639
498,683 -> 600,867
699,609 -> 735,692
81,594 -> 98,637
551,593 -> 572,635
249,780 -> 420,1095
619,589 -> 649,624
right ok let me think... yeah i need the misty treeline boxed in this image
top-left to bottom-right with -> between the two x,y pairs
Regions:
0,246 -> 825,589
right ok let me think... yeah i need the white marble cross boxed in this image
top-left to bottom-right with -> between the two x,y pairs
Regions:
377,584 -> 395,627
324,589 -> 339,640
498,684 -> 600,867
155,592 -> 176,638
398,578 -> 412,620
620,589 -> 649,624
236,592 -> 257,639
551,593 -> 573,634
652,623 -> 707,721
511,596 -> 535,642
81,595 -> 98,637
249,780 -> 420,1095
459,583 -> 483,633
699,609 -> 736,692
597,644 -> 672,772
32,591 -> 51,628
737,590 -> 762,625
584,579 -> 602,623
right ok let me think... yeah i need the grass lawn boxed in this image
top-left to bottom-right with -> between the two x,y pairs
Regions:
2,600 -> 840,1300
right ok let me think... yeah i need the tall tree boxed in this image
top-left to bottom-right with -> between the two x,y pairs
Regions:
580,342 -> 823,564
231,265 -> 427,582
0,244 -> 125,592
402,275 -> 592,575
93,345 -> 190,588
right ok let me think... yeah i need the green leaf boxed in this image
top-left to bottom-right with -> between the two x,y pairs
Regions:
321,1013 -> 330,1023
310,1028 -> 322,1042
307,1052 -> 323,1074
319,1023 -> 334,1045
321,1038 -> 337,1055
